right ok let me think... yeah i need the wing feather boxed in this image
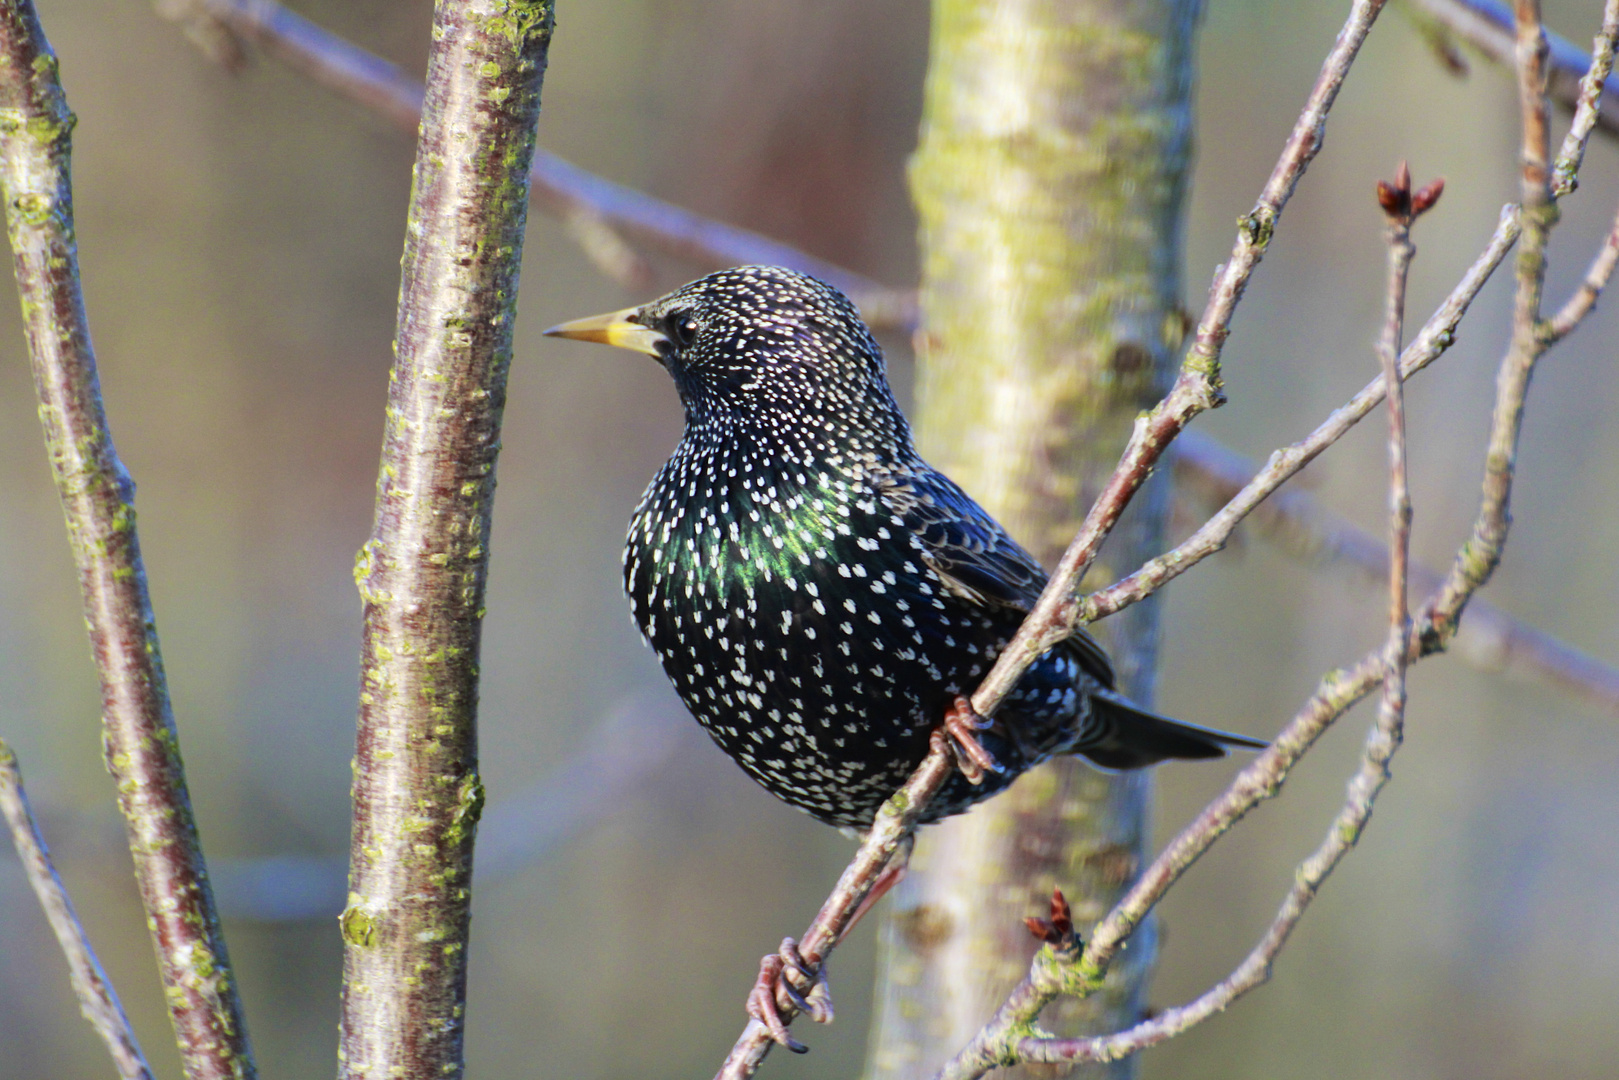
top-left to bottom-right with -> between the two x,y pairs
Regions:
875,467 -> 1116,688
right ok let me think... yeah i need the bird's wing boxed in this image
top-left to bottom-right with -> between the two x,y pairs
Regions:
875,466 -> 1116,688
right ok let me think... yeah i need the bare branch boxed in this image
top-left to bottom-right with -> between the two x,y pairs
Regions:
1408,0 -> 1619,137
1545,202 -> 1619,341
338,3 -> 554,1078
1085,204 -> 1519,625
1172,430 -> 1619,715
714,735 -> 955,1079
155,0 -> 915,324
934,165 -> 1429,1080
712,1 -> 1393,1071
1548,0 -> 1619,193
935,4 -> 1619,1073
964,0 -> 1393,723
0,3 -> 255,1076
0,739 -> 153,1080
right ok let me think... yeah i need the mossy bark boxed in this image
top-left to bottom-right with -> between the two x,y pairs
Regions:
865,2 -> 1198,1077
338,2 -> 554,1078
0,2 -> 254,1077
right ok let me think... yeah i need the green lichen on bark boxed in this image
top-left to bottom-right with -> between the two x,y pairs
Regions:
866,2 -> 1199,1078
0,2 -> 255,1077
338,2 -> 553,1079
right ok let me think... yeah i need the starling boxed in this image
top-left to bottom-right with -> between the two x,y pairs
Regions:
546,266 -> 1262,833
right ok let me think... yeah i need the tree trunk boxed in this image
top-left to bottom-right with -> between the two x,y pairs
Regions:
864,2 -> 1198,1077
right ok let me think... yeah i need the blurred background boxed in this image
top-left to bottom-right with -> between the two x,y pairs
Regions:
0,1 -> 1616,1078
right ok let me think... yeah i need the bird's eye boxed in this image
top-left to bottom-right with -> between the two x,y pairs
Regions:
667,312 -> 699,348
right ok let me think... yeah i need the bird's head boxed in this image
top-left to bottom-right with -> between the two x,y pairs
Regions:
545,266 -> 907,449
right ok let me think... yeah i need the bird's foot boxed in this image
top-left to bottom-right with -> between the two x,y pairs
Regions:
746,937 -> 833,1053
943,696 -> 1003,784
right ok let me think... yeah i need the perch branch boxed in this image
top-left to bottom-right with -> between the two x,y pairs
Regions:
964,0 -> 1393,724
154,0 -> 915,325
934,4 -> 1619,1073
935,171 -> 1431,1079
337,3 -> 554,1079
714,735 -> 954,1079
0,739 -> 153,1080
0,2 -> 255,1076
713,1 -> 1392,1072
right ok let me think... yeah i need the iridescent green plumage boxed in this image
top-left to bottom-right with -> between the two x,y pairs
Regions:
548,266 -> 1263,828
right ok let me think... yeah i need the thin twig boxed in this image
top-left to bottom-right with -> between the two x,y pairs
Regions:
712,2 -> 1392,1072
0,3 -> 255,1076
935,4 -> 1619,1073
337,3 -> 555,1079
1545,202 -> 1619,340
154,0 -> 916,325
714,735 -> 954,1080
0,739 -> 153,1080
1370,170 -> 1418,969
1547,0 -> 1619,194
1408,0 -> 1619,136
1172,430 -> 1619,715
933,166 -> 1431,1080
963,0 -> 1392,724
1085,204 -> 1518,625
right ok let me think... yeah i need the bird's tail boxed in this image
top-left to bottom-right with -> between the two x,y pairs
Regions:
1080,689 -> 1266,771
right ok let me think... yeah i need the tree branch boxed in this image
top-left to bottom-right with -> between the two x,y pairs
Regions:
715,734 -> 955,1079
1408,0 -> 1619,136
0,739 -> 153,1080
1085,203 -> 1519,626
713,2 -> 1393,1073
931,4 -> 1619,1073
1172,430 -> 1619,716
154,0 -> 915,326
337,3 -> 554,1078
0,3 -> 256,1075
964,0 -> 1393,724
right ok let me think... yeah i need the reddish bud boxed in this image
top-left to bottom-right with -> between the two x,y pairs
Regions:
1025,916 -> 1060,944
1376,179 -> 1405,217
1025,887 -> 1079,947
1411,177 -> 1445,217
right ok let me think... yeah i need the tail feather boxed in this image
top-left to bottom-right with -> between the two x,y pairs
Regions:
1082,690 -> 1266,771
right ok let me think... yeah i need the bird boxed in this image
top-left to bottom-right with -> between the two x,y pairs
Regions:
544,265 -> 1264,834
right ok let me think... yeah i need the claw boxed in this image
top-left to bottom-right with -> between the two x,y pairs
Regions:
745,937 -> 834,1052
778,938 -> 816,983
943,696 -> 1003,784
747,953 -> 808,1053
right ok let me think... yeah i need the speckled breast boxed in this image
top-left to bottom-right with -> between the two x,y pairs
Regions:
622,461 -> 1081,828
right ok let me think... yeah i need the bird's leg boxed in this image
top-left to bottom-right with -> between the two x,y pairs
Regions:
942,695 -> 1002,784
744,837 -> 913,1051
746,938 -> 829,1053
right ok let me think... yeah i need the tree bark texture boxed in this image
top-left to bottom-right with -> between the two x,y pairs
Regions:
865,2 -> 1198,1077
0,3 -> 255,1076
338,2 -> 554,1078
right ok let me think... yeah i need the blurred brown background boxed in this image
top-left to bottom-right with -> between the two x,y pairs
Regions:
1,1 -> 1616,1078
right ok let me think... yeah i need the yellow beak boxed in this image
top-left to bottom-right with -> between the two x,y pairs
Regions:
542,307 -> 668,357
